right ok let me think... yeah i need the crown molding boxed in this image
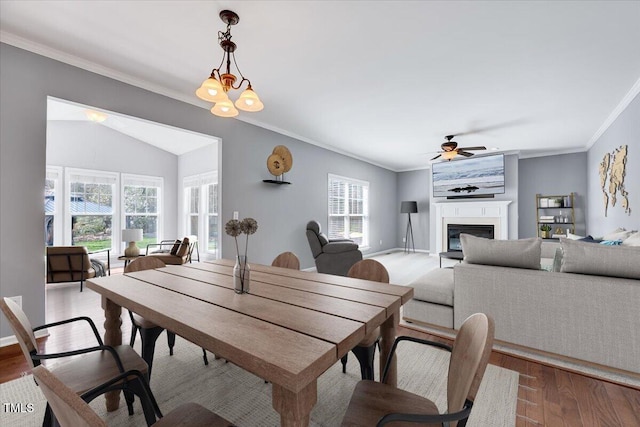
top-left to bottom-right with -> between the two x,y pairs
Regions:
517,147 -> 588,160
587,76 -> 640,149
0,31 -> 206,111
3,30 -> 636,172
236,115 -> 396,172
2,31 -> 396,172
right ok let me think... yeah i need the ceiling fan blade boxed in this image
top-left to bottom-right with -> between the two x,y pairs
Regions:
430,154 -> 442,161
457,151 -> 474,157
458,146 -> 487,151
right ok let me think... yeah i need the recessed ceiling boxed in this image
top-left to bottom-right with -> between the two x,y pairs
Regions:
46,98 -> 216,156
2,1 -> 639,171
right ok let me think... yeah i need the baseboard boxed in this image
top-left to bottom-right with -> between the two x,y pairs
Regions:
303,248 -> 436,272
0,329 -> 49,348
400,320 -> 640,390
365,248 -> 434,257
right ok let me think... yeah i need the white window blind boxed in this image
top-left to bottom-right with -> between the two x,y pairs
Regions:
68,169 -> 118,185
183,172 -> 217,188
122,174 -> 163,188
328,174 -> 369,247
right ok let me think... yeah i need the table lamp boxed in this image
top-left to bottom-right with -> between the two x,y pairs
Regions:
400,201 -> 418,253
122,228 -> 143,257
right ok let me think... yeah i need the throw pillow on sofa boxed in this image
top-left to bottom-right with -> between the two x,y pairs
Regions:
460,234 -> 542,270
176,237 -> 190,257
560,238 -> 640,280
622,231 -> 640,247
600,228 -> 635,242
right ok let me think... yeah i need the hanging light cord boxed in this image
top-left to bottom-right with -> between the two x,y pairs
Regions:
209,23 -> 248,90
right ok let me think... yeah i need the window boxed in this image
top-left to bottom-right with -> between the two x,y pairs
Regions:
328,174 -> 369,247
186,186 -> 200,236
45,166 -> 63,246
122,174 -> 163,250
50,168 -> 166,253
67,169 -> 118,251
184,172 -> 219,257
206,183 -> 219,252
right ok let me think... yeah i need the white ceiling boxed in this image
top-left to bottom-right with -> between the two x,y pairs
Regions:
2,1 -> 639,171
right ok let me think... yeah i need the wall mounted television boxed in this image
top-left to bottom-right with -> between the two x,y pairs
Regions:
432,153 -> 505,198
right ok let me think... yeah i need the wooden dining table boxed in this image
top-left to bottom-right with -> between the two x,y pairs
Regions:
86,259 -> 413,426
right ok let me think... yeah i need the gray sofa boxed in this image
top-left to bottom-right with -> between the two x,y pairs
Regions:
404,237 -> 640,374
306,220 -> 363,276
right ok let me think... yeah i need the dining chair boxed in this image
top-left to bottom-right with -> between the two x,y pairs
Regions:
125,257 -> 208,376
0,297 -> 161,427
271,251 -> 301,270
32,365 -> 235,427
341,259 -> 390,380
341,312 -> 495,426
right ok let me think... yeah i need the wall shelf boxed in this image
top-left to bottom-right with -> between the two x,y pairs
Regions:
262,179 -> 291,185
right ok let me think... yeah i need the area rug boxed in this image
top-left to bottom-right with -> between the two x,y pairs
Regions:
0,337 -> 518,426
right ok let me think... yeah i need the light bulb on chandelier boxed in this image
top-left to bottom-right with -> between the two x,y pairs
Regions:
196,10 -> 264,117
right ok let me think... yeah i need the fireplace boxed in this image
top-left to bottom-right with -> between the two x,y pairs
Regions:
447,224 -> 495,252
434,201 -> 511,254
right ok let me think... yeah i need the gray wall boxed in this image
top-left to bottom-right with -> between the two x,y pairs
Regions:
396,169 -> 430,250
587,94 -> 640,237
47,121 -> 180,241
518,152 -> 588,238
0,43 -> 397,338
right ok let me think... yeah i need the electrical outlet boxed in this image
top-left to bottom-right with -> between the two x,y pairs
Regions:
402,237 -> 406,243
8,295 -> 22,309
233,211 -> 239,220
379,240 -> 383,246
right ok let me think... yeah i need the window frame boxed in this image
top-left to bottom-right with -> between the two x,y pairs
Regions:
45,166 -> 64,246
121,173 -> 163,252
327,173 -> 370,249
183,172 -> 220,258
64,167 -> 119,250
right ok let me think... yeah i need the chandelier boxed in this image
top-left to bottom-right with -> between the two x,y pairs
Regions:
196,10 -> 263,118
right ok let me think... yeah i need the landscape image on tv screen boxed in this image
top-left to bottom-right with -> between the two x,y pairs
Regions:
432,154 -> 505,198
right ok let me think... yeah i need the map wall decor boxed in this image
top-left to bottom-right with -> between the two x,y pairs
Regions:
598,144 -> 630,216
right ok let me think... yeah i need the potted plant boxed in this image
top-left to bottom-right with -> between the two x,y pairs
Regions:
540,224 -> 552,239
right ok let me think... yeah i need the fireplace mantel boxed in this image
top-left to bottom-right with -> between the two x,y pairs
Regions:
435,200 -> 512,253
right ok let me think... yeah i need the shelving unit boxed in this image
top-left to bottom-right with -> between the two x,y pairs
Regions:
536,193 -> 575,239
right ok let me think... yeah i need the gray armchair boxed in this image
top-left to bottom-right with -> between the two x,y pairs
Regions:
306,220 -> 363,276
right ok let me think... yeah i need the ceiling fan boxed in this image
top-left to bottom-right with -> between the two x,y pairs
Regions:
431,135 -> 487,161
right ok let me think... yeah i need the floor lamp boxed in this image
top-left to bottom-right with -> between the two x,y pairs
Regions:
401,201 -> 418,253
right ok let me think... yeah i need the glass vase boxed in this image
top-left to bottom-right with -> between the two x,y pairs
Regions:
233,255 -> 250,294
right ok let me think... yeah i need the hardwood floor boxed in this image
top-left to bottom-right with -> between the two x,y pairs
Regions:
1,264 -> 639,426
